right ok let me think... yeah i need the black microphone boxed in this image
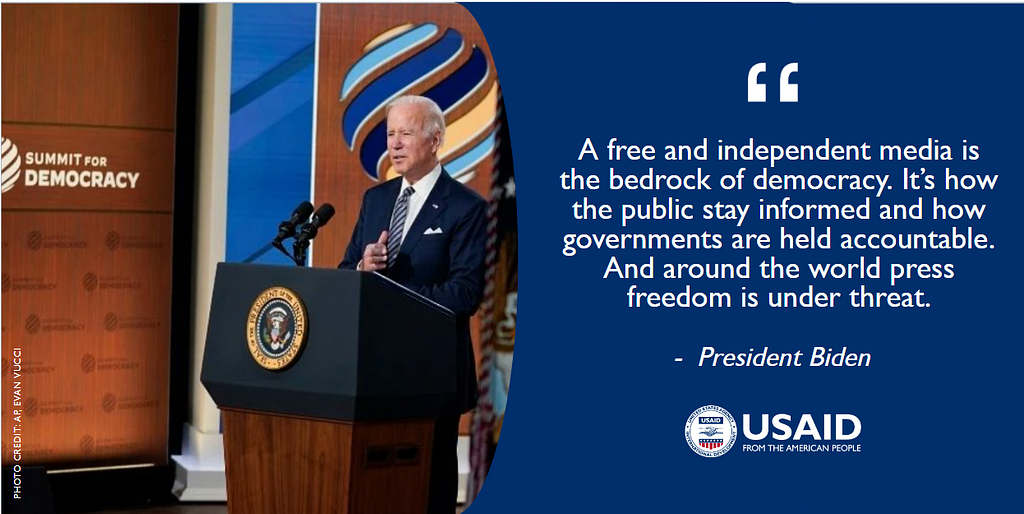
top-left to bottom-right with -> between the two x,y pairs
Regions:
293,203 -> 335,248
274,201 -> 314,244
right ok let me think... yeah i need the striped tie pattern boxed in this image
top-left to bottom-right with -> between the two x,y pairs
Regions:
386,186 -> 415,268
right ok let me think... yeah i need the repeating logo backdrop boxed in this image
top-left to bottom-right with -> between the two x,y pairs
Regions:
1,4 -> 178,468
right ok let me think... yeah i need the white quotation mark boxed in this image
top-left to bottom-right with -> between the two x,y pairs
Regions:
747,62 -> 767,102
747,62 -> 799,103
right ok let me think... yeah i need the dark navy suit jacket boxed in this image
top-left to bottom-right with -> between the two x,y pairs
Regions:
338,170 -> 486,414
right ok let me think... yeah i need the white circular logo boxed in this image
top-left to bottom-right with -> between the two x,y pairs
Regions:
685,405 -> 737,458
1,137 -> 21,194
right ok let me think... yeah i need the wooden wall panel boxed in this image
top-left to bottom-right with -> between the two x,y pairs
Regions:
1,215 -> 174,467
1,4 -> 177,469
1,4 -> 179,130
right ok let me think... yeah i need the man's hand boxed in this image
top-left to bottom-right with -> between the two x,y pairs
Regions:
358,230 -> 389,271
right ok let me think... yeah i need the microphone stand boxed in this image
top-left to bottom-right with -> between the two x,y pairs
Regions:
241,242 -> 275,264
242,201 -> 321,266
292,223 -> 315,268
241,236 -> 304,266
278,241 -> 305,266
293,241 -> 310,267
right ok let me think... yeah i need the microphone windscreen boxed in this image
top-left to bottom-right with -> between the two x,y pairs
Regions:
293,201 -> 314,220
313,203 -> 335,226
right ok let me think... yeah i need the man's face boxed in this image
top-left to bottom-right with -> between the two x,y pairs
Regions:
387,103 -> 440,180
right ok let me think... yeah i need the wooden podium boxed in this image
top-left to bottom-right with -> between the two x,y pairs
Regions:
201,264 -> 457,514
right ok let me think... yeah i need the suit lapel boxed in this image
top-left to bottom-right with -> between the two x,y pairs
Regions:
401,170 -> 451,253
376,178 -> 403,238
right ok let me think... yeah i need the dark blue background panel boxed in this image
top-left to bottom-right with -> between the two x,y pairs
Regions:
463,3 -> 1023,513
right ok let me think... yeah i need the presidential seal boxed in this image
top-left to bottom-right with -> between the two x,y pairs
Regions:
247,286 -> 307,370
685,405 -> 737,458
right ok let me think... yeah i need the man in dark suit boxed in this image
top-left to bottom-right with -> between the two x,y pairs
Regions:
338,95 -> 486,514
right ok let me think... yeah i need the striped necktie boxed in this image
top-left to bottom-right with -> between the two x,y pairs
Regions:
386,186 -> 415,268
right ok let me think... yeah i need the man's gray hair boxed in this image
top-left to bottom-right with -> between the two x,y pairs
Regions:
387,95 -> 446,146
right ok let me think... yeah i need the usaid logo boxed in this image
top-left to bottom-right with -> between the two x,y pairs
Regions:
740,413 -> 863,454
743,414 -> 861,441
688,408 -> 865,456
685,405 -> 737,458
2,137 -> 22,193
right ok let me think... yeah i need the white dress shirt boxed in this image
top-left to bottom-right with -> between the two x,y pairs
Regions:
397,163 -> 442,242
